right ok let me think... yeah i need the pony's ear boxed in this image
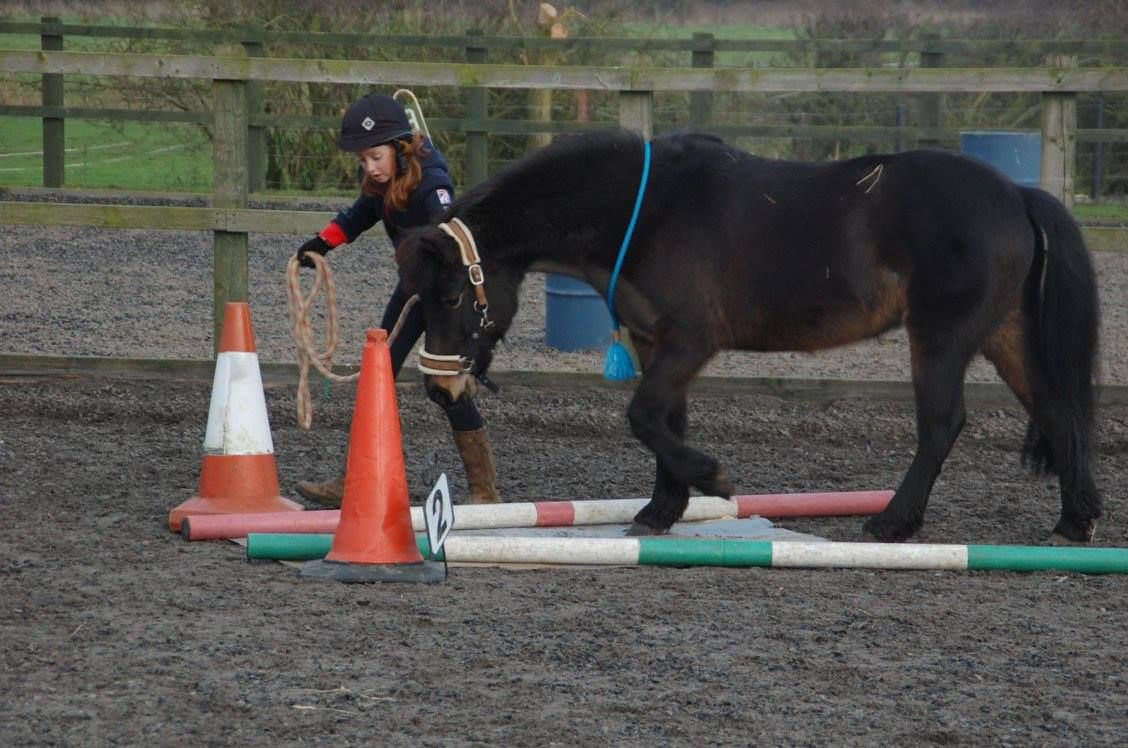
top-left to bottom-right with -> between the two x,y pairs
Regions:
396,226 -> 462,294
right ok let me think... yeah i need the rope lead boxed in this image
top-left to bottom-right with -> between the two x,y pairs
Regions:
285,253 -> 419,430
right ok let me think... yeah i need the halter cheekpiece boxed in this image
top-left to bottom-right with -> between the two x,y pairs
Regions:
417,216 -> 496,380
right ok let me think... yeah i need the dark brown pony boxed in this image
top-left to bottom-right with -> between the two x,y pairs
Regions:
397,130 -> 1101,544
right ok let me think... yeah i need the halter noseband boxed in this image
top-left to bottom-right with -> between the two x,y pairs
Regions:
417,217 -> 498,388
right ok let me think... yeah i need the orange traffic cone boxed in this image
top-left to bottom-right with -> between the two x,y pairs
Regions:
301,328 -> 443,584
168,302 -> 303,532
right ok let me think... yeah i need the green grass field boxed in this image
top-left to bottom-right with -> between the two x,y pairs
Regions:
0,31 -> 40,51
622,21 -> 797,67
0,118 -> 212,191
1074,202 -> 1128,221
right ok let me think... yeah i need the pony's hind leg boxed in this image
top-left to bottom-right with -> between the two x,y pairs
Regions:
1037,415 -> 1101,545
863,328 -> 977,542
982,311 -> 1100,544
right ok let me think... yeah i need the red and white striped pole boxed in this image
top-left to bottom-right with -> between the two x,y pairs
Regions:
180,491 -> 894,540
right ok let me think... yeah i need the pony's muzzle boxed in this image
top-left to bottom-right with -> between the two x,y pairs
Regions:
418,348 -> 479,405
424,373 -> 479,407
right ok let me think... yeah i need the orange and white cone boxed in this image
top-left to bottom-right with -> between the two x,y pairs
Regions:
168,302 -> 302,532
301,328 -> 443,584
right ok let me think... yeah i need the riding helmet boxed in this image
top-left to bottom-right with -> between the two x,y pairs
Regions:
337,93 -> 413,152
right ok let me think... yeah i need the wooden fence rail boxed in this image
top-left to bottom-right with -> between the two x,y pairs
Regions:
8,48 -> 1128,91
6,20 -> 1128,56
2,44 -> 1127,349
6,47 -> 1128,194
5,20 -> 1128,189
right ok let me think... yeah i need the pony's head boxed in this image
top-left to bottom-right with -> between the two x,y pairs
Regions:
396,217 -> 520,406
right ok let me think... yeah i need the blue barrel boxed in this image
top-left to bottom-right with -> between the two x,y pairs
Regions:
544,273 -> 613,351
959,131 -> 1041,188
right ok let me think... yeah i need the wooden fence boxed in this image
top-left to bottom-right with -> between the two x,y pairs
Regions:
2,22 -> 1128,348
4,20 -> 1128,189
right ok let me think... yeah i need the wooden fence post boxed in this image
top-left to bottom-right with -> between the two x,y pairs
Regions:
619,91 -> 653,139
212,43 -> 250,353
243,29 -> 266,193
464,29 -> 488,188
689,32 -> 715,130
916,32 -> 944,148
1092,96 -> 1105,200
1041,53 -> 1078,206
895,103 -> 907,152
528,4 -> 566,152
41,16 -> 64,188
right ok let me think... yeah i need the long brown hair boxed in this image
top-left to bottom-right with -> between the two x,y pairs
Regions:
361,132 -> 428,211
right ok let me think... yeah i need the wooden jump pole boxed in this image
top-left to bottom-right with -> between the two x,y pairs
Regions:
247,534 -> 1128,575
248,533 -> 1128,574
182,491 -> 894,540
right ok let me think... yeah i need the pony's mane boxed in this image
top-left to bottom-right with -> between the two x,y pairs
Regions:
449,129 -> 733,235
451,128 -> 644,215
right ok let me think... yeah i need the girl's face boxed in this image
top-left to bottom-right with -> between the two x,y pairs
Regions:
356,144 -> 396,184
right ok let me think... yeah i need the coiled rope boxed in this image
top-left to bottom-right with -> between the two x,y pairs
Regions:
286,252 -> 417,430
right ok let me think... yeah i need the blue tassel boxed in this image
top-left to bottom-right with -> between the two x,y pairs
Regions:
603,331 -> 636,381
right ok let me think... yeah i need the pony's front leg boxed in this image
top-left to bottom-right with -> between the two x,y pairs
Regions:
628,395 -> 691,536
625,346 -> 731,535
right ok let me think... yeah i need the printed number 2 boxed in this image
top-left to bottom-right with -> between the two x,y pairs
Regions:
429,493 -> 449,537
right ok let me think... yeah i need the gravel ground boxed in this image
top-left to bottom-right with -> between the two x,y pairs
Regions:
3,212 -> 1128,745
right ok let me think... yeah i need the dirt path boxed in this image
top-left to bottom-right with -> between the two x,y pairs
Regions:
3,373 -> 1128,745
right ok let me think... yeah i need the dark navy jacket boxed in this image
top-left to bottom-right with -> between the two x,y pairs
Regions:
326,140 -> 454,247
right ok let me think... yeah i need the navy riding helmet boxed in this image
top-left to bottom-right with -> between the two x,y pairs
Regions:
338,93 -> 414,174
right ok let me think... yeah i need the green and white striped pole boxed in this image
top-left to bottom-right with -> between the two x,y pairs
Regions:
247,533 -> 1128,574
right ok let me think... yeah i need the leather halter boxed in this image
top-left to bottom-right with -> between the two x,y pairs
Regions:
417,217 -> 496,381
438,217 -> 490,314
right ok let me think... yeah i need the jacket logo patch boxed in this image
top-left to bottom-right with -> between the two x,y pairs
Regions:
436,189 -> 452,205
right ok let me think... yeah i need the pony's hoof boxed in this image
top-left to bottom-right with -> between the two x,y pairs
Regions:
697,467 -> 734,499
1050,518 -> 1096,545
1048,533 -> 1087,547
861,517 -> 914,543
625,522 -> 668,537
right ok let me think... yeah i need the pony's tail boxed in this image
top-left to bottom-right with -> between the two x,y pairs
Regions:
1018,185 -> 1100,475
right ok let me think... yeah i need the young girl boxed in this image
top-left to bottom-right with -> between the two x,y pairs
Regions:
295,93 -> 499,508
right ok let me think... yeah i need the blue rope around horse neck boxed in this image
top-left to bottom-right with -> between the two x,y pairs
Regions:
606,139 -> 651,330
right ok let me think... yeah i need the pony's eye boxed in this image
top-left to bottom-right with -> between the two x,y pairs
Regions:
442,291 -> 464,309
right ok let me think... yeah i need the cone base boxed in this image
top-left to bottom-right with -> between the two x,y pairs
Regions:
299,558 -> 445,584
169,494 -> 304,533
